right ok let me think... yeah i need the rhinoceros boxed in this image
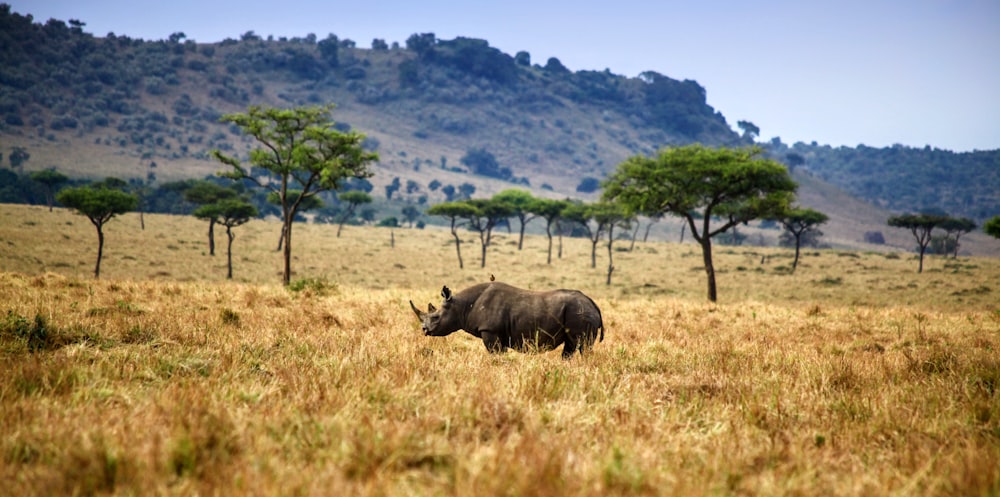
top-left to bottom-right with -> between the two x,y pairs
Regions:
409,281 -> 604,358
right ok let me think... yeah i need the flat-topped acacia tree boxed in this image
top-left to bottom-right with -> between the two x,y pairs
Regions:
212,104 -> 378,286
29,169 -> 69,212
195,199 -> 258,280
887,213 -> 947,273
771,206 -> 829,272
427,201 -> 479,269
604,145 -> 796,302
56,184 -> 138,278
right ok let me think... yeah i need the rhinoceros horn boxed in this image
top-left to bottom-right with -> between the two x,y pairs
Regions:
409,300 -> 425,319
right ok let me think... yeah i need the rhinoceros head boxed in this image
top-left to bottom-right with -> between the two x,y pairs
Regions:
409,286 -> 460,336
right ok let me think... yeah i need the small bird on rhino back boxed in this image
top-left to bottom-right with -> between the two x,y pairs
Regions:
409,280 -> 604,359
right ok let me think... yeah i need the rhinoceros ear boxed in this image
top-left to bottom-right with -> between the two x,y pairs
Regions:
427,303 -> 437,312
441,286 -> 452,302
409,300 -> 425,319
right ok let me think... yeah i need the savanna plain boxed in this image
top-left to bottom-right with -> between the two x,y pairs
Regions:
1,203 -> 998,496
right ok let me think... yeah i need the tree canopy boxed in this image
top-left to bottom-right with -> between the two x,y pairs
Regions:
603,145 -> 796,301
985,216 -> 1000,239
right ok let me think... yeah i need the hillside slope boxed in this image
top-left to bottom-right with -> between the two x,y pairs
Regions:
0,7 -> 997,256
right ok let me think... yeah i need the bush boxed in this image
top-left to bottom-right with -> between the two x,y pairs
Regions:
576,177 -> 601,193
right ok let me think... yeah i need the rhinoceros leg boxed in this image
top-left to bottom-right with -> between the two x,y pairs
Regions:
561,335 -> 578,359
481,331 -> 505,354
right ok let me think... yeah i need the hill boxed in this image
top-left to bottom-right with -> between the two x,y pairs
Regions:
0,6 -> 997,255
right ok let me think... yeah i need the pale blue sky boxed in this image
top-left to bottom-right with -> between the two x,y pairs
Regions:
11,0 -> 1000,152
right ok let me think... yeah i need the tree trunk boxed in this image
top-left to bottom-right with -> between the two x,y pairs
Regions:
276,225 -> 285,252
679,224 -> 686,244
700,237 -> 717,302
282,219 -> 293,286
94,223 -> 105,279
629,223 -> 639,251
643,221 -> 654,242
226,226 -> 235,279
606,232 -> 615,285
792,233 -> 802,272
546,224 -> 553,265
518,220 -> 526,250
451,224 -> 464,269
590,238 -> 598,269
208,218 -> 216,256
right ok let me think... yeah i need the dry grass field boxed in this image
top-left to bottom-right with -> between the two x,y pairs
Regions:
1,203 -> 999,496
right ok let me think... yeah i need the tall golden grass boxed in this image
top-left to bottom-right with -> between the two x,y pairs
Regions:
1,203 -> 998,496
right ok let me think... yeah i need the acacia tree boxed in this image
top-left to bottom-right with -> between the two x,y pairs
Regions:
888,213 -> 947,273
213,105 -> 378,285
493,189 -> 536,250
562,201 -> 626,271
335,190 -> 372,237
220,200 -> 257,280
938,216 -> 977,258
463,198 -> 514,268
591,202 -> 631,285
772,207 -> 828,272
29,169 -> 69,211
184,180 -> 238,255
985,216 -> 1000,239
56,184 -> 138,278
427,201 -> 479,269
529,198 -> 570,264
604,145 -> 796,302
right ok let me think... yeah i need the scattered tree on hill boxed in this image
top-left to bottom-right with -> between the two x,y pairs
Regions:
985,216 -> 1000,240
385,177 -> 401,200
8,146 -> 29,172
335,190 -> 372,237
55,184 -> 138,278
461,148 -> 512,180
427,201 -> 478,269
493,189 -> 536,250
737,120 -> 760,142
785,153 -> 805,173
938,216 -> 977,258
184,180 -> 238,255
401,205 -> 422,228
604,145 -> 796,302
771,207 -> 828,272
576,177 -> 601,193
29,169 -> 69,211
458,183 -> 476,200
887,213 -> 947,273
213,104 -> 378,286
